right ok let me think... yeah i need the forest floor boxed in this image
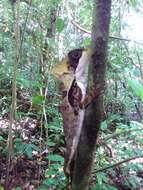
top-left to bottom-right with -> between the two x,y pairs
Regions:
0,116 -> 143,190
0,117 -> 49,190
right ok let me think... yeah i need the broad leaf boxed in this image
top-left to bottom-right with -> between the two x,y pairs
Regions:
47,154 -> 64,162
32,95 -> 44,105
56,18 -> 65,32
128,79 -> 143,102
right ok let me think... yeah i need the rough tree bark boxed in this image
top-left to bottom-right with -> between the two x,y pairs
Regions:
71,1 -> 111,190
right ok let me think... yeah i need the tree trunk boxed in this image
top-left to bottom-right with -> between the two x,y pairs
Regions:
71,1 -> 111,190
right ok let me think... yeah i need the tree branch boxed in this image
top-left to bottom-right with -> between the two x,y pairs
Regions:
94,155 -> 143,173
101,128 -> 143,142
71,19 -> 143,46
65,2 -> 143,46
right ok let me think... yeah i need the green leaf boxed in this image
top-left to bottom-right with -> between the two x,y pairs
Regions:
48,39 -> 56,46
56,18 -> 65,32
47,141 -> 56,147
138,138 -> 143,144
48,125 -> 61,131
0,185 -> 4,190
51,163 -> 62,170
49,0 -> 61,5
13,187 -> 22,190
128,79 -> 143,102
24,143 -> 40,159
46,169 -> 57,176
14,140 -> 26,153
0,136 -> 5,142
130,180 -> 137,189
16,75 -> 30,88
42,178 -> 56,186
25,145 -> 33,159
97,173 -> 103,186
91,183 -> 101,190
129,0 -> 138,8
32,95 -> 44,105
14,138 -> 22,143
83,38 -> 91,46
106,185 -> 118,190
101,121 -> 108,130
130,121 -> 143,128
47,154 -> 64,162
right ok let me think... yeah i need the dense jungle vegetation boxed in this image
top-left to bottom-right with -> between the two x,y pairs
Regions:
0,0 -> 143,189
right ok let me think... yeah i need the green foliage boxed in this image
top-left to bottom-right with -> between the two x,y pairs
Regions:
0,186 -> 4,190
14,138 -> 40,159
0,0 -> 143,189
56,18 -> 65,32
32,95 -> 44,105
94,120 -> 143,189
128,0 -> 138,8
91,172 -> 118,190
13,187 -> 22,190
128,79 -> 143,101
47,154 -> 64,162
0,136 -> 5,142
16,74 -> 31,88
37,154 -> 66,190
82,37 -> 91,46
